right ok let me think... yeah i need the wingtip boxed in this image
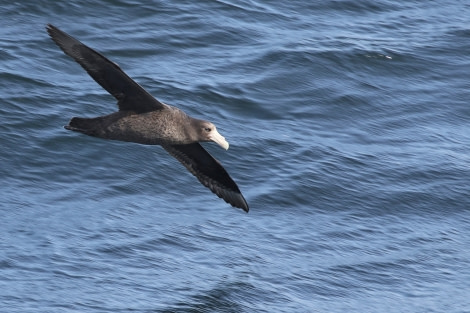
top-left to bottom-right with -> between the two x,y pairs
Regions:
46,24 -> 62,43
229,201 -> 249,213
212,185 -> 249,213
46,23 -> 55,34
229,193 -> 249,213
239,197 -> 249,213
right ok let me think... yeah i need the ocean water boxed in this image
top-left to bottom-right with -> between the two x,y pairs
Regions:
1,1 -> 470,312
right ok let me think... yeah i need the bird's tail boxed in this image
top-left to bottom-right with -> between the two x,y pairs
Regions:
64,117 -> 101,136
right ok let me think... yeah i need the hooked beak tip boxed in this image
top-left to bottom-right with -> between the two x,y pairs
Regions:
211,131 -> 229,150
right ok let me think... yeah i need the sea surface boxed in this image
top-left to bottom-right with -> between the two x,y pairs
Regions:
1,1 -> 470,312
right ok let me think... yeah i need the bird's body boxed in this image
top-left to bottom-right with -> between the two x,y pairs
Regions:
67,106 -> 202,145
46,24 -> 249,212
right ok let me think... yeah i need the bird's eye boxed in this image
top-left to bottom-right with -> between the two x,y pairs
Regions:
204,127 -> 212,132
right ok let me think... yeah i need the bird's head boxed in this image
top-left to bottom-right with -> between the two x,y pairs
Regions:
198,120 -> 229,150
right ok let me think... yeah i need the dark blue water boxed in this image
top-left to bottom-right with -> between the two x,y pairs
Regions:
1,1 -> 470,312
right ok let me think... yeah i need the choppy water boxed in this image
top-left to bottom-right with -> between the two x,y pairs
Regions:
1,1 -> 470,312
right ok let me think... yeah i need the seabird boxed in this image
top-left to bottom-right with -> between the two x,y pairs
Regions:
46,24 -> 249,212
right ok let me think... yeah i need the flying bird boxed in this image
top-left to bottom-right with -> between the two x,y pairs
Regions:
46,24 -> 248,212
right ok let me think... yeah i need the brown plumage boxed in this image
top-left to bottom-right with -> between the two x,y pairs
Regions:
46,24 -> 248,212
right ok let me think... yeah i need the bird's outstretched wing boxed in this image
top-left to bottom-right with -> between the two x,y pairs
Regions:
163,143 -> 249,212
46,24 -> 165,113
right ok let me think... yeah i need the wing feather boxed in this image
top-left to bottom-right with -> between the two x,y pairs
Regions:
163,143 -> 249,212
47,24 -> 164,113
